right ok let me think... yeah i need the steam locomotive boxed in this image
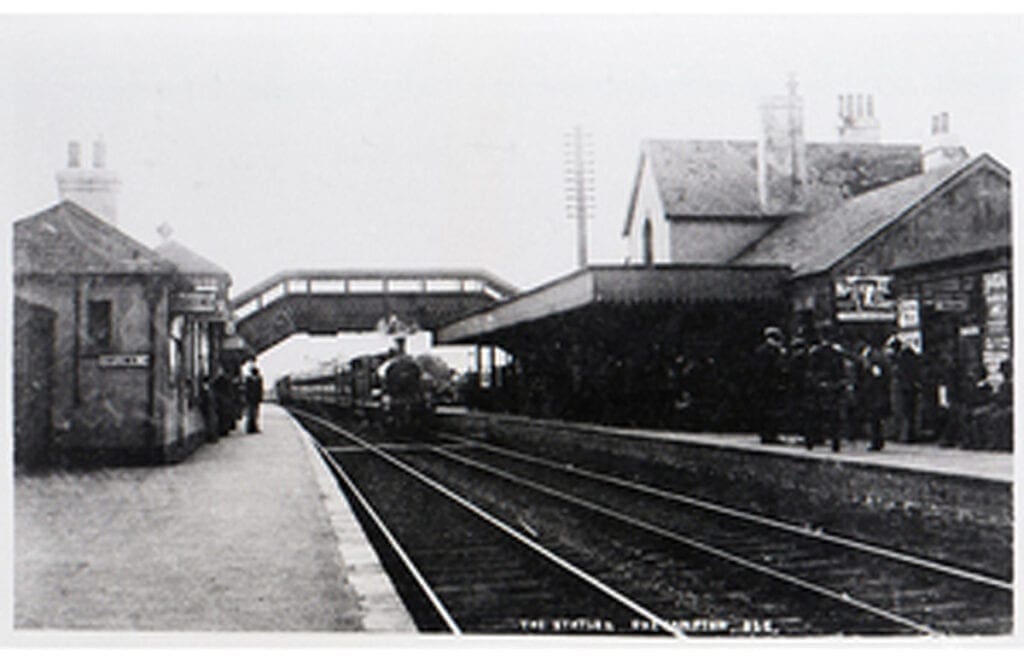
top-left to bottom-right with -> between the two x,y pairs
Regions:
276,351 -> 436,434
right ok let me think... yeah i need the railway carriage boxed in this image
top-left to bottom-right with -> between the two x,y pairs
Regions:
277,351 -> 435,433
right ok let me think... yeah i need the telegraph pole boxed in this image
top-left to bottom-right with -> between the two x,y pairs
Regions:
564,125 -> 594,269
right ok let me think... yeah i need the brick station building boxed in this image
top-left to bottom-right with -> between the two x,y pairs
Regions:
13,143 -> 233,466
621,86 -> 1011,443
442,86 -> 1011,448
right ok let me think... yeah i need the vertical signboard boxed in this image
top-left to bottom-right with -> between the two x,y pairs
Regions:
982,270 -> 1010,386
896,297 -> 922,353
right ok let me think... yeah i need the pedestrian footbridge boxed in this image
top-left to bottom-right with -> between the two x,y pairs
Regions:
231,269 -> 517,353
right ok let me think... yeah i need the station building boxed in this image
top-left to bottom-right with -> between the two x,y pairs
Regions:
440,86 -> 1011,446
13,142 -> 234,466
154,237 -> 235,439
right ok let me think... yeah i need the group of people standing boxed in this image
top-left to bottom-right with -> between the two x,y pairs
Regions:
751,324 -> 921,452
201,363 -> 265,441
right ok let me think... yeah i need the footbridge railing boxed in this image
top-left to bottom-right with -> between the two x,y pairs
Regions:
231,269 -> 518,323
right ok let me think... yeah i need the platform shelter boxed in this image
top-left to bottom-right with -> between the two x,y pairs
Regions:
436,264 -> 791,429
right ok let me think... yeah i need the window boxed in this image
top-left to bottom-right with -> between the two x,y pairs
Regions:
86,300 -> 112,350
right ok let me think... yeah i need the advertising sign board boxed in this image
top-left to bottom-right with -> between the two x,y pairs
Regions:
835,275 -> 896,322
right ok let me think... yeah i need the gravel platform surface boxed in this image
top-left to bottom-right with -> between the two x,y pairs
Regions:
15,404 -> 407,633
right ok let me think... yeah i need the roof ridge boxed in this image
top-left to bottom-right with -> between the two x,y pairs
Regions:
642,137 -> 922,148
629,137 -> 925,223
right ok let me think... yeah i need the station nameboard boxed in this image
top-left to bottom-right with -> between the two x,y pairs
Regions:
171,291 -> 220,314
98,354 -> 150,368
835,275 -> 896,322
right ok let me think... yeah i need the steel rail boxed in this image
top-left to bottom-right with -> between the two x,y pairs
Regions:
440,433 -> 1011,592
429,444 -> 942,636
295,409 -> 685,638
301,412 -> 462,634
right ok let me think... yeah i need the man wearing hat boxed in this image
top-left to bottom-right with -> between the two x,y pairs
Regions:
753,326 -> 787,444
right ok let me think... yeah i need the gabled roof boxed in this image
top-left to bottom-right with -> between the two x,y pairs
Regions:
624,139 -> 923,234
732,154 -> 1009,277
644,139 -> 763,218
154,239 -> 231,280
14,200 -> 176,277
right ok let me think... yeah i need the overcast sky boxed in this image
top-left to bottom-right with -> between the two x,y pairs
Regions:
3,14 -> 1022,378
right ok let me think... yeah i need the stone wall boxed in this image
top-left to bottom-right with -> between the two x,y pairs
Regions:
439,410 -> 1012,579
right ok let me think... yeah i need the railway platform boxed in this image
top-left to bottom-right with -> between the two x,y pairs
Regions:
438,408 -> 1013,586
438,407 -> 1013,483
14,403 -> 413,635
582,426 -> 1013,483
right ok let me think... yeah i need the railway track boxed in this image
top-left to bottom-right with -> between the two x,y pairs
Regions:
431,432 -> 1012,635
291,408 -> 1011,636
294,409 -> 683,636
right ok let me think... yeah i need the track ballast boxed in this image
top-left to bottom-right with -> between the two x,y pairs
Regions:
290,407 -> 1011,636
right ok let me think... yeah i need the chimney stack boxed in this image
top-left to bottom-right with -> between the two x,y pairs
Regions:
837,91 -> 881,143
921,112 -> 967,172
55,137 -> 121,224
757,74 -> 807,216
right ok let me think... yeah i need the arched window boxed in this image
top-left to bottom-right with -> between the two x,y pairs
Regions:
642,218 -> 654,266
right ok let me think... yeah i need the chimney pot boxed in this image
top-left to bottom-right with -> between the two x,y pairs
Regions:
836,92 -> 881,142
68,141 -> 80,168
93,139 -> 106,169
922,111 -> 964,172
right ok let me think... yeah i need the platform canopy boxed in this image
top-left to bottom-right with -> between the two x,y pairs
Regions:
435,264 -> 791,345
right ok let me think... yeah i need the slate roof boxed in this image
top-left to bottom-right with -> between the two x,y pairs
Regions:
154,239 -> 231,280
643,139 -> 763,218
14,200 -> 176,277
625,139 -> 923,233
732,154 -> 1002,277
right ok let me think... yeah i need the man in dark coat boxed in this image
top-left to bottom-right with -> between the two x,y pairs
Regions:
787,336 -> 810,444
753,326 -> 787,444
806,325 -> 845,452
199,374 -> 218,443
857,341 -> 892,451
891,340 -> 921,443
245,364 -> 264,434
211,366 -> 234,437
